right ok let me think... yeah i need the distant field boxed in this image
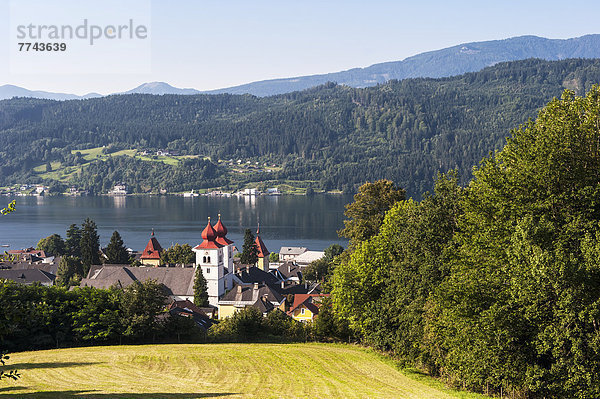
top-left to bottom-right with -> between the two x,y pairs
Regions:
0,343 -> 484,399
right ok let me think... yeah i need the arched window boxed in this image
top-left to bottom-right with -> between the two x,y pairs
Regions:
207,256 -> 211,263
202,256 -> 207,263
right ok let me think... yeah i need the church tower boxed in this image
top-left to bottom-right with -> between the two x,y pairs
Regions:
140,229 -> 163,266
193,217 -> 225,306
254,224 -> 270,271
214,214 -> 234,293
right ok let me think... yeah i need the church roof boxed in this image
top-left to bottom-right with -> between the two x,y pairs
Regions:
214,214 -> 234,246
254,225 -> 269,258
140,230 -> 163,260
194,218 -> 223,250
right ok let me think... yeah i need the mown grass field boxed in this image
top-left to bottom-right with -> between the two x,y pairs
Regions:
0,343 -> 485,399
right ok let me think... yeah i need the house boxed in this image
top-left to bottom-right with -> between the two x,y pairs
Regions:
218,282 -> 285,319
168,300 -> 215,330
7,248 -> 48,258
170,299 -> 217,319
287,294 -> 328,322
0,268 -> 55,286
273,262 -> 302,283
294,250 -> 325,267
279,247 -> 307,261
192,215 -> 235,306
233,265 -> 280,285
254,225 -> 270,271
5,248 -> 49,263
140,230 -> 164,266
2,261 -> 60,276
108,184 -> 127,195
79,265 -> 196,302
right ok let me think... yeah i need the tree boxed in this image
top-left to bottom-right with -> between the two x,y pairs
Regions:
120,280 -> 167,341
338,180 -> 405,245
303,258 -> 329,282
426,88 -> 600,397
36,234 -> 66,256
0,353 -> 19,380
0,200 -> 18,381
193,267 -> 209,307
0,200 -> 15,216
268,252 -> 279,263
45,161 -> 52,172
161,243 -> 195,265
240,229 -> 258,265
79,218 -> 100,275
65,223 -> 81,258
105,231 -> 130,264
324,244 -> 344,262
56,256 -> 83,287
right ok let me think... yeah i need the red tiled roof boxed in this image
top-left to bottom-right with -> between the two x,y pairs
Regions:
140,231 -> 163,260
289,293 -> 329,313
214,215 -> 234,246
195,218 -> 223,250
7,248 -> 47,257
254,225 -> 269,258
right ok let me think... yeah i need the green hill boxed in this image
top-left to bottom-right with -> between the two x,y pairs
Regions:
0,343 -> 483,398
3,58 -> 600,196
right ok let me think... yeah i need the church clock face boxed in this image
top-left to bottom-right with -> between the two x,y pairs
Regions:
204,251 -> 209,255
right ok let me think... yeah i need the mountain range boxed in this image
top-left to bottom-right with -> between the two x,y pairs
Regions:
1,34 -> 599,101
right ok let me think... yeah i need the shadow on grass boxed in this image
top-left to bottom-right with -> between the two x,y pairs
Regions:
0,390 -> 237,398
0,387 -> 28,392
3,362 -> 100,370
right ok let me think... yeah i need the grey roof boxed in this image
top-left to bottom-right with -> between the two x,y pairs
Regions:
234,265 -> 280,285
276,262 -> 302,280
276,281 -> 321,296
0,268 -> 55,285
169,307 -> 214,330
279,247 -> 307,256
2,262 -> 59,276
219,282 -> 284,305
80,265 -> 196,296
252,296 -> 275,314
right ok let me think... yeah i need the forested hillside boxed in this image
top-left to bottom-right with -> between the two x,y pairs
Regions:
2,58 -> 600,196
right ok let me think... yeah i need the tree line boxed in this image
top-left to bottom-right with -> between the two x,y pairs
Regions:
322,87 -> 600,398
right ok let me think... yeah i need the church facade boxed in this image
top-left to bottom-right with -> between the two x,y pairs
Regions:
192,215 -> 235,306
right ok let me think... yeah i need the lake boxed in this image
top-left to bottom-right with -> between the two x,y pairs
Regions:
0,195 -> 352,253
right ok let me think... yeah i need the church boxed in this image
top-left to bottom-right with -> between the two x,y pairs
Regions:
192,215 -> 236,306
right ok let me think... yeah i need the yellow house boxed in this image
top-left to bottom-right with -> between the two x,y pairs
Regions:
218,282 -> 285,320
287,294 -> 328,322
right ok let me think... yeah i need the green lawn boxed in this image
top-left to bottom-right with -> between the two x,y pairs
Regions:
0,343 -> 485,399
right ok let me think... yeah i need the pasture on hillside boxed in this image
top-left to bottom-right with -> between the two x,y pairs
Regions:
0,343 -> 485,398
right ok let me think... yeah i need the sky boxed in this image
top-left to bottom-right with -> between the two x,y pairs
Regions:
1,0 -> 599,95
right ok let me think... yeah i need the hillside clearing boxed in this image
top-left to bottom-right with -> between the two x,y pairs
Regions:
0,343 -> 485,399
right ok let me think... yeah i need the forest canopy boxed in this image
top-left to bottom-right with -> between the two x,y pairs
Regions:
330,86 -> 600,398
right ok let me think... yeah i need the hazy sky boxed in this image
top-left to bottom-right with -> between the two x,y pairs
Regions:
1,0 -> 599,95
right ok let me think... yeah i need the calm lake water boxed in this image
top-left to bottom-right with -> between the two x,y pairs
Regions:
0,195 -> 351,253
